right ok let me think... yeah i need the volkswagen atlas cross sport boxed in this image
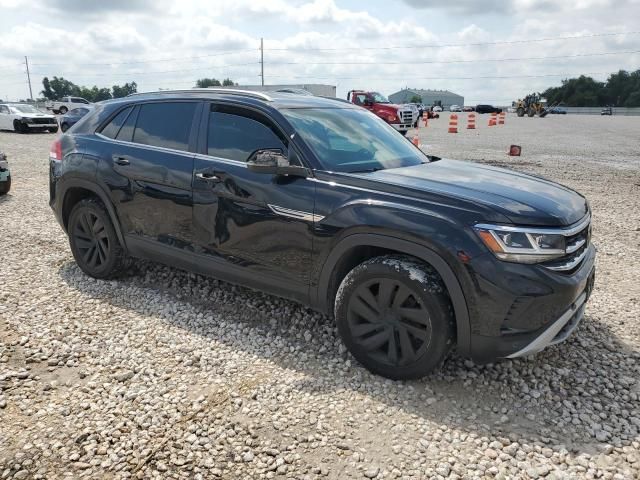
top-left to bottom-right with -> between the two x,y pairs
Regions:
49,88 -> 595,380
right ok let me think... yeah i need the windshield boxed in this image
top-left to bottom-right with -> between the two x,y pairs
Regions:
282,108 -> 426,173
371,92 -> 389,103
9,105 -> 42,114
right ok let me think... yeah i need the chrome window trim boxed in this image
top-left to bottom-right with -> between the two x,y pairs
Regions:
194,152 -> 247,168
94,132 -> 195,158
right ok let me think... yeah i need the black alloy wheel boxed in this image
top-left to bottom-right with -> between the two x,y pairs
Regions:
335,256 -> 454,380
346,278 -> 432,367
68,198 -> 130,279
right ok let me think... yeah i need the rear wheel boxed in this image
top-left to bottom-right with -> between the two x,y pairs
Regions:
516,107 -> 525,117
68,198 -> 130,279
527,107 -> 536,117
335,255 -> 454,380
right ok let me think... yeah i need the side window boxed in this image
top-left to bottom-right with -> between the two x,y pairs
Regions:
100,106 -> 133,139
132,102 -> 196,152
207,109 -> 286,162
0,105 -> 8,114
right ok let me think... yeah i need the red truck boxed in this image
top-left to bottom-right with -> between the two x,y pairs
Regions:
347,90 -> 418,136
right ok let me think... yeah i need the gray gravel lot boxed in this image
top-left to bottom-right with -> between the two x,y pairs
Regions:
1,114 -> 639,479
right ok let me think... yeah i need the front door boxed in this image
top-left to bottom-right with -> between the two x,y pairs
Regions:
192,103 -> 315,302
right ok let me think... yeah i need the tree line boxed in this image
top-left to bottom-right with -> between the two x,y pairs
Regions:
38,77 -> 238,102
542,69 -> 640,107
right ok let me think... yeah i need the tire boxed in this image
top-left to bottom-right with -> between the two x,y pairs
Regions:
335,255 -> 454,380
60,123 -> 69,132
68,198 -> 130,279
400,130 -> 408,136
0,176 -> 10,195
59,106 -> 68,114
13,120 -> 26,134
516,107 -> 525,117
527,108 -> 536,117
49,126 -> 59,133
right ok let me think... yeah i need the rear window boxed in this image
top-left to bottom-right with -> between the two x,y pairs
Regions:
132,102 -> 196,152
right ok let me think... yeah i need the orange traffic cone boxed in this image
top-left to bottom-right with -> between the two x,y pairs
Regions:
467,113 -> 476,129
509,145 -> 521,156
488,113 -> 497,127
448,114 -> 458,133
412,134 -> 420,147
422,112 -> 428,127
498,112 -> 506,125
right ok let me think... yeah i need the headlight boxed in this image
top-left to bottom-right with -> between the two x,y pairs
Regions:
474,224 -> 567,264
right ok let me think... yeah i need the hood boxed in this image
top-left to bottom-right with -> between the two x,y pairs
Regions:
366,159 -> 588,226
24,113 -> 55,119
373,103 -> 405,114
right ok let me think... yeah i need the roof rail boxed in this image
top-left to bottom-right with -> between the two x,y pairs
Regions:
127,88 -> 272,101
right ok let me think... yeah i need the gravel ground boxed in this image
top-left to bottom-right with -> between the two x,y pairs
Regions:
1,114 -> 639,479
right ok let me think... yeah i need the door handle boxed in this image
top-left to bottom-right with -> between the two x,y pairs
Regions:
195,172 -> 221,183
112,155 -> 130,166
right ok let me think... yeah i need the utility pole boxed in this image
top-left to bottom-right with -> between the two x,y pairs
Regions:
24,56 -> 33,101
260,37 -> 264,86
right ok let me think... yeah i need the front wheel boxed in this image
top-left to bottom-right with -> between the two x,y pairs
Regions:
13,120 -> 27,133
49,126 -> 59,133
68,198 -> 130,279
516,107 -> 525,117
59,106 -> 68,114
335,256 -> 454,380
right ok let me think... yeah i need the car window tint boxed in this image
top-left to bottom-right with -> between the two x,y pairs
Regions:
132,102 -> 196,151
207,111 -> 285,162
116,105 -> 138,142
100,107 -> 133,139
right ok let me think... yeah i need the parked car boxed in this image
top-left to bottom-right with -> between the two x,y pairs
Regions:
0,103 -> 58,133
601,107 -> 612,116
462,106 -> 474,112
548,107 -> 567,115
60,106 -> 93,132
45,96 -> 92,114
347,90 -> 418,136
50,88 -> 596,380
449,105 -> 462,112
0,151 -> 10,195
475,104 -> 503,114
432,105 -> 443,112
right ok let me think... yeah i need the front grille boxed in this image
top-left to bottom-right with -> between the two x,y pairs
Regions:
32,118 -> 55,125
398,109 -> 413,124
543,219 -> 591,273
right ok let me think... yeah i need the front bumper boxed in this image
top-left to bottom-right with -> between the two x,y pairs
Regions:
465,242 -> 596,363
25,122 -> 57,129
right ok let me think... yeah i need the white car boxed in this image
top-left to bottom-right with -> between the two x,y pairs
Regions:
0,103 -> 58,133
45,96 -> 92,114
432,105 -> 443,112
449,105 -> 462,112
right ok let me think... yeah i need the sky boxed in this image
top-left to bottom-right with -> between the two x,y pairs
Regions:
0,0 -> 639,104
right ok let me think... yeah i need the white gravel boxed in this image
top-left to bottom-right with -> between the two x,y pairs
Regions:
1,114 -> 639,479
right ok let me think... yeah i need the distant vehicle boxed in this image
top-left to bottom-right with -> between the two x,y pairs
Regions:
432,105 -> 443,112
462,106 -> 474,112
0,103 -> 58,133
601,107 -> 612,116
548,106 -> 567,115
347,90 -> 418,136
0,151 -> 10,195
475,104 -> 503,114
449,105 -> 462,112
45,96 -> 92,114
60,106 -> 93,132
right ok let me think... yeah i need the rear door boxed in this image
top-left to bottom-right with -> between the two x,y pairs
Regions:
96,100 -> 201,251
191,103 -> 315,302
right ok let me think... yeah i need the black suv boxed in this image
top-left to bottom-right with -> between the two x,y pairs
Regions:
50,89 -> 595,380
475,104 -> 503,114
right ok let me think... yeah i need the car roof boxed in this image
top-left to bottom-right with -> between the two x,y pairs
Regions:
112,88 -> 358,110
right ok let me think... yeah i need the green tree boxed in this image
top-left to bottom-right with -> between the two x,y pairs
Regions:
222,78 -> 236,86
542,70 -> 640,107
409,94 -> 422,103
196,78 -> 222,88
41,76 -> 80,100
112,81 -> 138,98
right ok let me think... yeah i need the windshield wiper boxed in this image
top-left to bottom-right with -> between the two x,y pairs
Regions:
348,167 -> 384,173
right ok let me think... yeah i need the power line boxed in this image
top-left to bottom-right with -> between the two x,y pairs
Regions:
265,30 -> 640,52
269,49 -> 640,66
29,48 -> 257,67
31,62 -> 259,78
266,71 -> 617,81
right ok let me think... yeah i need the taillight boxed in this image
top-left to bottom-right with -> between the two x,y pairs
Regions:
49,139 -> 62,162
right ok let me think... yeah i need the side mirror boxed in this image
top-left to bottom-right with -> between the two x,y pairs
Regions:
247,149 -> 308,177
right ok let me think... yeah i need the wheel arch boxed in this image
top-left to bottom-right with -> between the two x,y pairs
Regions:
315,234 -> 471,356
60,180 -> 127,251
